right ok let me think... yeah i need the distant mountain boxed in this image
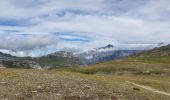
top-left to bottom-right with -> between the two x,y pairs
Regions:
0,44 -> 144,69
95,44 -> 115,52
33,51 -> 84,69
0,50 -> 84,69
48,51 -> 75,57
0,52 -> 34,69
78,44 -> 141,64
135,44 -> 170,57
0,52 -> 13,58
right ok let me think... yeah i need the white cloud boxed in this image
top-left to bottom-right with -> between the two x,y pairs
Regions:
0,33 -> 58,51
131,0 -> 170,20
0,0 -> 107,20
25,14 -> 170,44
0,0 -> 170,56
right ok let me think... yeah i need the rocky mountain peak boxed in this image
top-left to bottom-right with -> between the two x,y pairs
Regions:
105,44 -> 114,48
48,51 -> 74,57
93,44 -> 115,52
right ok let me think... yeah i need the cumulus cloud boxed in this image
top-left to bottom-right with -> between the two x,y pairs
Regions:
0,33 -> 58,56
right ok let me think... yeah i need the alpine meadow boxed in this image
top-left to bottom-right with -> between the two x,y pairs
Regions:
0,0 -> 170,100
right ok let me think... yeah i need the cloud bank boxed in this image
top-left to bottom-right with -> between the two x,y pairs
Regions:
0,0 -> 170,56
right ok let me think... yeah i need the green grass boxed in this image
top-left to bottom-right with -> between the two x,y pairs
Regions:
128,56 -> 170,64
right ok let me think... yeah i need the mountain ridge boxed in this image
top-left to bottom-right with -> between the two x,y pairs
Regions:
0,44 -> 157,69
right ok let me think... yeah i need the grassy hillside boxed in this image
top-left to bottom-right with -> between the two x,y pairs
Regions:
130,44 -> 170,64
57,59 -> 170,76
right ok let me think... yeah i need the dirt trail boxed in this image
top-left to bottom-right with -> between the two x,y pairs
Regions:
126,81 -> 170,96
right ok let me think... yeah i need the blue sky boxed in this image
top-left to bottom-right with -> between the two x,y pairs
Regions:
0,0 -> 170,56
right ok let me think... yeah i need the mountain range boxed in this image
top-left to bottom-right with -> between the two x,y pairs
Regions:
78,44 -> 141,65
1,44 -> 165,69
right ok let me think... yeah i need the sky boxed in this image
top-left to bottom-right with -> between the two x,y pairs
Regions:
0,0 -> 170,57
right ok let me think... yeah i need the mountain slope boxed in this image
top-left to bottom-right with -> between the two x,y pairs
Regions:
130,44 -> 170,64
0,52 -> 41,69
33,51 -> 84,69
79,44 -> 141,64
0,44 -> 141,69
0,52 -> 14,58
59,44 -> 170,76
0,51 -> 84,69
1,43 -> 158,69
135,44 -> 170,57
